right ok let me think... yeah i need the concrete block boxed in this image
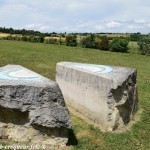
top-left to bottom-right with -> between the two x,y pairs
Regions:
56,62 -> 138,131
0,65 -> 71,146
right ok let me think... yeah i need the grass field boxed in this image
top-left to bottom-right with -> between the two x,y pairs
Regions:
0,40 -> 150,150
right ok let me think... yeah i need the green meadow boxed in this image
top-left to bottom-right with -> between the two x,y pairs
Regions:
0,40 -> 150,150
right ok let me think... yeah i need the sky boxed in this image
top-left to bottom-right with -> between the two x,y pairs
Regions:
0,0 -> 150,33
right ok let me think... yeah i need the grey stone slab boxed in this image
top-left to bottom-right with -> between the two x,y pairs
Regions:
0,65 -> 71,145
56,62 -> 138,131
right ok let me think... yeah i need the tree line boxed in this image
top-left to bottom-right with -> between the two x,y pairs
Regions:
0,27 -> 149,55
0,27 -> 58,37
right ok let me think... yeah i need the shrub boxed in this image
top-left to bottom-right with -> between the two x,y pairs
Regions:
5,35 -> 14,40
130,33 -> 141,41
49,38 -> 58,44
61,34 -> 65,38
22,36 -> 28,41
110,38 -> 129,52
39,36 -> 44,43
15,36 -> 22,41
80,34 -> 96,48
137,36 -> 150,56
65,35 -> 77,46
97,36 -> 109,50
27,36 -> 33,42
31,36 -> 38,42
44,38 -> 50,44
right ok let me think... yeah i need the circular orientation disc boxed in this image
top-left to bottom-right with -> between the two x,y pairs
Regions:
70,64 -> 113,74
0,69 -> 41,80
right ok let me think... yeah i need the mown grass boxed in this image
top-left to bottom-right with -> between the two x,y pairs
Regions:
0,40 -> 150,150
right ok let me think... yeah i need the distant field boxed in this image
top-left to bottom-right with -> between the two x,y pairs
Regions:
0,33 -> 10,37
97,33 -> 130,37
45,36 -> 66,42
77,33 -> 130,41
0,40 -> 150,150
0,33 -> 23,38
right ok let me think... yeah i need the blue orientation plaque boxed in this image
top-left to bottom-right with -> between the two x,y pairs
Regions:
0,68 -> 41,80
69,63 -> 113,74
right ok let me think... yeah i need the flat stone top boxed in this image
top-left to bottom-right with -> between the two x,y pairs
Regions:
0,65 -> 55,87
57,62 -> 137,82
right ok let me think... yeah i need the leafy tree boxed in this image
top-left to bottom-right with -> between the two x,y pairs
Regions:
137,36 -> 150,56
80,34 -> 96,48
49,38 -> 58,44
130,33 -> 141,41
65,35 -> 77,46
9,28 -> 15,34
97,36 -> 109,50
61,34 -> 65,38
22,36 -> 28,41
110,38 -> 129,52
39,36 -> 44,43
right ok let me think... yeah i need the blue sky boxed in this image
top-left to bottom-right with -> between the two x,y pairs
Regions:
0,0 -> 150,33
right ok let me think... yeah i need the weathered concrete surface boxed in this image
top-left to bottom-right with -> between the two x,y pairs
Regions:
56,62 -> 138,131
0,65 -> 71,146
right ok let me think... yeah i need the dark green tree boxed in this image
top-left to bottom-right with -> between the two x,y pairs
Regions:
130,33 -> 141,41
65,35 -> 77,46
97,36 -> 109,50
80,34 -> 96,48
110,38 -> 129,52
137,36 -> 150,56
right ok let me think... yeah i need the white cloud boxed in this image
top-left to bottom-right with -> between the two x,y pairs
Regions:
24,24 -> 52,31
134,19 -> 146,24
95,25 -> 105,30
105,21 -> 122,29
128,25 -> 143,30
147,24 -> 150,27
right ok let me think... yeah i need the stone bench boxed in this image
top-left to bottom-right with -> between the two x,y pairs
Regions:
0,65 -> 71,146
56,62 -> 138,131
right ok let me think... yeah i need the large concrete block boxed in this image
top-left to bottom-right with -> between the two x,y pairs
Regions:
0,65 -> 71,147
56,62 -> 138,131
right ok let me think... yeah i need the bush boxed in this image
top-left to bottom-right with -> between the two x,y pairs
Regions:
50,38 -> 58,44
15,36 -> 22,41
65,35 -> 77,46
110,38 -> 129,52
80,34 -> 96,48
39,36 -> 44,43
44,38 -> 49,44
22,36 -> 28,41
31,36 -> 39,42
97,36 -> 109,50
130,33 -> 141,41
137,36 -> 150,56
